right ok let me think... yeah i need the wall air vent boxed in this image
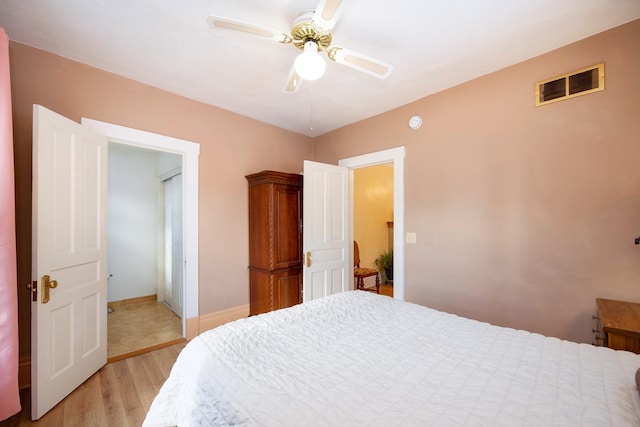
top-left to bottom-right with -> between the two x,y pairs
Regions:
535,63 -> 604,106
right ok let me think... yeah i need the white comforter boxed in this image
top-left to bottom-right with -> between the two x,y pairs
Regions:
144,291 -> 640,426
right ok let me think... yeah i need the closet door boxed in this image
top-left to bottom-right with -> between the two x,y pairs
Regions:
163,173 -> 183,317
171,174 -> 184,316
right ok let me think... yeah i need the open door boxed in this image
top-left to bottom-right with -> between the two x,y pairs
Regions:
31,105 -> 107,419
302,160 -> 350,302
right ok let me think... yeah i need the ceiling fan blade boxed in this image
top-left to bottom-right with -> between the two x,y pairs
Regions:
284,65 -> 302,93
312,0 -> 344,30
207,15 -> 292,44
328,47 -> 393,79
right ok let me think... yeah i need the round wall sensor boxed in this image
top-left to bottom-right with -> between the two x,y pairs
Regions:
409,115 -> 422,130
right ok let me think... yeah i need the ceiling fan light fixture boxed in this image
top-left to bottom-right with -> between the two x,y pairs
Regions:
294,40 -> 326,81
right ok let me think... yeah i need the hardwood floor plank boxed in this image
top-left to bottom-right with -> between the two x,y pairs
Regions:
98,364 -> 129,427
81,372 -> 106,427
125,356 -> 157,411
153,341 -> 185,378
112,360 -> 147,425
380,284 -> 393,298
64,381 -> 87,427
35,394 -> 66,427
0,341 -> 185,427
139,352 -> 168,394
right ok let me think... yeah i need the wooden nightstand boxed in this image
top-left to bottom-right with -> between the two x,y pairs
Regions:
596,298 -> 640,354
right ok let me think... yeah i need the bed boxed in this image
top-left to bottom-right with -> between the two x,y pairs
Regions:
143,291 -> 640,426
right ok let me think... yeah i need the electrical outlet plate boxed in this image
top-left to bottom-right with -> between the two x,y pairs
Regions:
406,232 -> 417,244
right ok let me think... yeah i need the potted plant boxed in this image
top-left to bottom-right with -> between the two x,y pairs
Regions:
375,249 -> 394,283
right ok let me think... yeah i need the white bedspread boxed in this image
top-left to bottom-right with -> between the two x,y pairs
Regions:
143,291 -> 640,426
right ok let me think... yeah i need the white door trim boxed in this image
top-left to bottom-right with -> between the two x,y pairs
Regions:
339,146 -> 405,301
80,118 -> 199,331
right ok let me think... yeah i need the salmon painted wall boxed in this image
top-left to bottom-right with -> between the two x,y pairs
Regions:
9,42 -> 312,356
313,19 -> 640,344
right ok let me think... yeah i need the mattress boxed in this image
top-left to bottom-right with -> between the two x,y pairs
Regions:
143,291 -> 640,426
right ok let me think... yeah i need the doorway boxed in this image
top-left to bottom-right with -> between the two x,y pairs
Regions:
81,117 -> 200,340
340,146 -> 405,300
106,143 -> 184,360
30,107 -> 199,418
353,164 -> 394,298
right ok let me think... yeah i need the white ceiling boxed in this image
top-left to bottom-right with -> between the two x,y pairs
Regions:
1,0 -> 639,137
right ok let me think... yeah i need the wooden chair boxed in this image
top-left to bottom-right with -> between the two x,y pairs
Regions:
354,241 -> 380,293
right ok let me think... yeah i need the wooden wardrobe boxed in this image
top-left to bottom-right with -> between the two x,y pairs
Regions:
246,171 -> 303,315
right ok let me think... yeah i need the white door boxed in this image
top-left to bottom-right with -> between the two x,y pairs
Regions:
302,160 -> 350,302
31,105 -> 108,419
163,173 -> 183,317
171,173 -> 184,316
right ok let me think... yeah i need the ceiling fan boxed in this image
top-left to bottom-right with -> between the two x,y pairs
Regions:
207,0 -> 393,93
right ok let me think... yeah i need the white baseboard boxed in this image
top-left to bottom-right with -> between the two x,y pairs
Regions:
198,304 -> 250,334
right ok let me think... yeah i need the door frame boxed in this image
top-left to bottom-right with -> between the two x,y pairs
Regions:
81,118 -> 200,337
339,146 -> 405,301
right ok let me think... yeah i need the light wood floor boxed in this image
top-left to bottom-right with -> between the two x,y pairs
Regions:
0,342 -> 186,427
108,301 -> 182,361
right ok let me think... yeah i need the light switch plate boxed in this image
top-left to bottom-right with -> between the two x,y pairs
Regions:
406,232 -> 417,244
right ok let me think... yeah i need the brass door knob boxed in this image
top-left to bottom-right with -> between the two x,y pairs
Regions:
41,275 -> 58,304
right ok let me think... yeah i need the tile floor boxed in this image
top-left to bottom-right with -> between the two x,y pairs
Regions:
107,300 -> 182,360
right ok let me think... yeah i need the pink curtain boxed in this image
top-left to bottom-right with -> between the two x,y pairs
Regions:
0,27 -> 21,420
